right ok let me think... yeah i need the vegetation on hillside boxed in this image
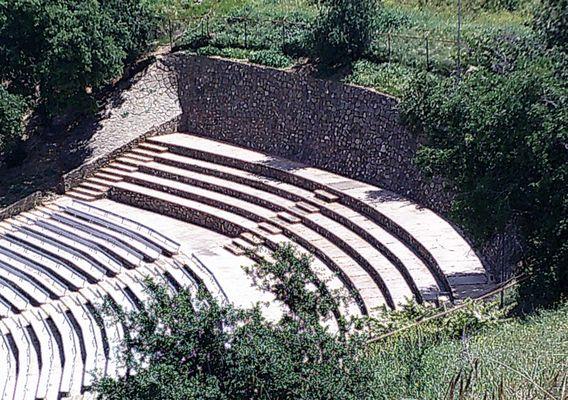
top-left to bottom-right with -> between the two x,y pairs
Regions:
0,0 -> 159,163
94,246 -> 568,400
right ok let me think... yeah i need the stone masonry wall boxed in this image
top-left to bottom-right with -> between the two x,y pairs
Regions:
171,53 -> 451,211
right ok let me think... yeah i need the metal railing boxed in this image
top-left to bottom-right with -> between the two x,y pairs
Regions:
173,13 -> 463,74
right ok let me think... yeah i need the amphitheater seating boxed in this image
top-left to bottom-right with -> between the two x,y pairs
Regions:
0,132 -> 491,399
0,196 -> 232,399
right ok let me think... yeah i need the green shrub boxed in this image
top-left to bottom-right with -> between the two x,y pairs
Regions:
400,52 -> 567,306
93,281 -> 374,399
311,0 -> 379,67
345,60 -> 416,97
0,87 -> 26,155
196,45 -> 252,59
533,0 -> 568,53
248,49 -> 293,68
0,0 -> 159,119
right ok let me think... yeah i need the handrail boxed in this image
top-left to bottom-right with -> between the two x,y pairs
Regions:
188,254 -> 229,303
366,275 -> 525,344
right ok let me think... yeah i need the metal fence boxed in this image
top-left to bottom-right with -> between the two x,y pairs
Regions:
171,13 -> 464,74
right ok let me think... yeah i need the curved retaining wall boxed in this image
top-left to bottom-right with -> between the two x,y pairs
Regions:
170,53 -> 451,212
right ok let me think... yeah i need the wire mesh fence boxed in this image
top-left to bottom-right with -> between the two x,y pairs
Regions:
172,13 -> 464,74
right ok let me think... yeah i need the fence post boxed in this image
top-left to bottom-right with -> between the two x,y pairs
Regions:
281,20 -> 286,47
244,18 -> 248,48
387,32 -> 392,63
206,15 -> 209,36
425,36 -> 430,71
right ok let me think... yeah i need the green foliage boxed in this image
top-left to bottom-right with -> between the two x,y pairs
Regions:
248,49 -> 293,67
533,0 -> 568,52
345,60 -> 417,96
0,0 -> 158,118
0,86 -> 26,154
400,46 -> 567,305
311,0 -> 379,67
369,299 -> 509,338
93,281 -> 374,400
367,303 -> 568,400
243,244 -> 351,330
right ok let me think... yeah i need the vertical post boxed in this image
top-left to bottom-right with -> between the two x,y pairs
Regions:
425,36 -> 430,71
281,20 -> 286,47
206,15 -> 209,36
169,17 -> 173,47
456,0 -> 462,81
387,32 -> 392,63
244,18 -> 248,48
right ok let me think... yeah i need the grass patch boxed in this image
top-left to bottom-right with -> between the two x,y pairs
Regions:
367,304 -> 568,399
173,0 -> 535,96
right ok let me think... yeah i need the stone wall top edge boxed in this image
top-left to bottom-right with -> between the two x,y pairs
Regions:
169,52 -> 401,103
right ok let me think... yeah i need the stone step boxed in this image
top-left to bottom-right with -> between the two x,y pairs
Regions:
79,181 -> 111,192
224,242 -> 245,256
276,212 -> 301,224
123,152 -> 154,162
100,167 -> 131,177
139,142 -> 168,153
240,232 -> 264,246
295,201 -> 319,214
258,222 -> 282,235
94,172 -> 123,182
66,191 -> 96,202
109,162 -> 138,173
73,186 -> 105,198
232,238 -> 255,252
130,148 -> 159,158
314,189 -> 339,203
116,156 -> 148,167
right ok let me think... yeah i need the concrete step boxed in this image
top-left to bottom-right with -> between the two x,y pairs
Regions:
122,152 -> 154,162
80,181 -> 111,192
276,212 -> 301,224
73,186 -> 105,198
240,232 -> 263,246
295,201 -> 319,214
258,222 -> 282,235
94,172 -> 123,182
116,156 -> 148,167
130,148 -> 159,158
109,162 -> 138,173
139,142 -> 168,153
314,189 -> 339,203
66,191 -> 96,202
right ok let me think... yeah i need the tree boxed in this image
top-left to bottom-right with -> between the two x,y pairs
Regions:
94,283 -> 373,399
533,0 -> 568,53
0,86 -> 26,156
311,0 -> 379,68
0,0 -> 158,119
94,245 -> 373,399
400,51 -> 567,306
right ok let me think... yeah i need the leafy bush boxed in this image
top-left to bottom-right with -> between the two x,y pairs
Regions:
0,87 -> 26,155
345,60 -> 416,97
93,281 -> 374,399
248,49 -> 293,68
533,0 -> 568,52
311,0 -> 379,67
400,51 -> 567,306
0,0 -> 158,119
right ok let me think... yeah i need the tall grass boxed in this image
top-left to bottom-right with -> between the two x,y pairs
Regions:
366,304 -> 568,399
